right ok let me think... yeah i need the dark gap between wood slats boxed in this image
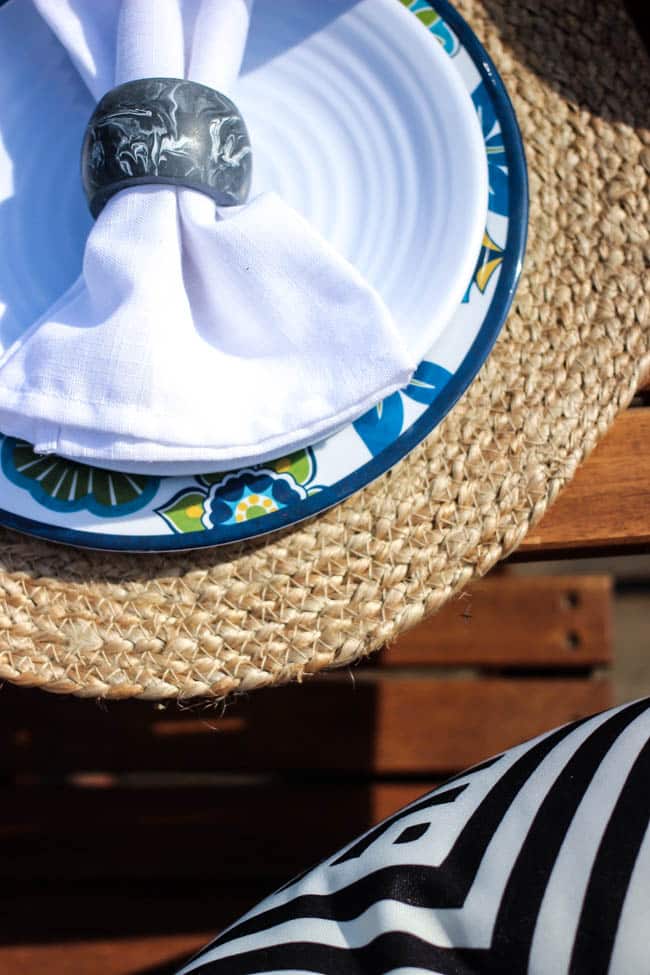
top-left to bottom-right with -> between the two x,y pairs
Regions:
0,678 -> 612,775
0,886 -> 253,945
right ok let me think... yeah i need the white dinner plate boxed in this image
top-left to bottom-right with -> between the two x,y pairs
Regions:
0,0 -> 526,551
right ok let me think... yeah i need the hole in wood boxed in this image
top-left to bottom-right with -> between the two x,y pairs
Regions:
563,590 -> 581,609
566,631 -> 581,650
152,716 -> 245,736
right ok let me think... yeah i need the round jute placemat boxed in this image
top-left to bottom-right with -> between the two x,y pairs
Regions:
1,0 -> 649,700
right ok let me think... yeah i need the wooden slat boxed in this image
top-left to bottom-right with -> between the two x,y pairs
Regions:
379,575 -> 612,668
0,936 -> 206,975
0,677 -> 612,775
0,889 -> 246,949
370,678 -> 611,772
0,782 -> 427,882
519,407 -> 650,556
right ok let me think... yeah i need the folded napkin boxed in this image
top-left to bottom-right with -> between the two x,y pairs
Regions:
0,0 -> 417,474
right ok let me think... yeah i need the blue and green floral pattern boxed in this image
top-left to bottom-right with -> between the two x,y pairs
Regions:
0,436 -> 159,517
156,449 -> 321,535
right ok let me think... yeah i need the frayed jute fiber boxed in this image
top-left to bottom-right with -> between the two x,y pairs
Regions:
1,0 -> 649,699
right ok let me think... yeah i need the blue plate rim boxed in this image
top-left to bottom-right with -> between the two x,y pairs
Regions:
0,0 -> 529,553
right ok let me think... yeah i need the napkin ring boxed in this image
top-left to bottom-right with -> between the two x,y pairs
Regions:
81,78 -> 252,218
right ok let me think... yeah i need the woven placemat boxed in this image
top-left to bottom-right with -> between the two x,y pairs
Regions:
1,0 -> 648,699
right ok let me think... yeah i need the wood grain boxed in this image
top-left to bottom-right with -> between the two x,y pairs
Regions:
379,575 -> 612,668
0,937 -> 206,975
0,677 -> 612,775
370,678 -> 611,772
519,407 -> 650,556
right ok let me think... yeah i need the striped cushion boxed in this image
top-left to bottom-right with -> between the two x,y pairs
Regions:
179,699 -> 650,974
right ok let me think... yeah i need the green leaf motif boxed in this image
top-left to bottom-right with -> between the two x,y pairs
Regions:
156,490 -> 208,534
1,439 -> 159,518
415,9 -> 439,27
266,449 -> 314,485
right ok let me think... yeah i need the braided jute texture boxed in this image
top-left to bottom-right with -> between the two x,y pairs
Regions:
1,0 -> 649,700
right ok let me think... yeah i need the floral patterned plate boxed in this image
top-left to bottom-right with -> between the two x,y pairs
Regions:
0,0 -> 527,552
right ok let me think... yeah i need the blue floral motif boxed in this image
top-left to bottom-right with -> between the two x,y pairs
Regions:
155,448 -> 320,534
472,81 -> 509,217
353,393 -> 405,458
353,362 -> 452,457
403,361 -> 453,405
0,436 -> 159,518
204,469 -> 308,527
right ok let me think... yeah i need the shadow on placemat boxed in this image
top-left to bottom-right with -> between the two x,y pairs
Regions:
478,0 -> 650,129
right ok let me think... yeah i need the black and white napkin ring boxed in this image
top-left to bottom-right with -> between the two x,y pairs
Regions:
81,78 -> 252,218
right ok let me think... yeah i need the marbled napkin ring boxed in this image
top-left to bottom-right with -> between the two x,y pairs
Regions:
81,78 -> 252,218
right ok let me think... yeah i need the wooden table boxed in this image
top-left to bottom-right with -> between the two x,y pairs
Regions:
0,390 -> 648,975
519,397 -> 650,557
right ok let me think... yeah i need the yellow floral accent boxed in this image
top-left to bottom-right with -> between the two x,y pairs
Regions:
476,256 -> 503,291
235,494 -> 279,523
482,230 -> 502,252
475,230 -> 504,294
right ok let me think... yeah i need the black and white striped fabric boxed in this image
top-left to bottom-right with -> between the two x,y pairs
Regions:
179,699 -> 650,974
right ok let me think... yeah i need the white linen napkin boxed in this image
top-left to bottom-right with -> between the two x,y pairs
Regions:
0,0 -> 415,474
